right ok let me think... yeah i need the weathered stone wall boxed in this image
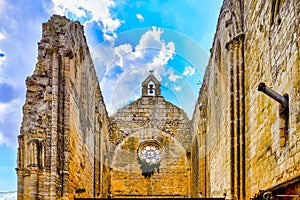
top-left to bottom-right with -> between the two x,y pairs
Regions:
191,0 -> 244,198
191,0 -> 300,199
110,96 -> 191,198
244,0 -> 300,198
110,96 -> 192,149
17,15 -> 111,199
17,1 -> 300,199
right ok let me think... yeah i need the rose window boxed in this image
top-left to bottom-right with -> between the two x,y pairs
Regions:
139,144 -> 161,165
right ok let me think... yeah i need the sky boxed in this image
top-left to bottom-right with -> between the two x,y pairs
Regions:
0,0 -> 222,199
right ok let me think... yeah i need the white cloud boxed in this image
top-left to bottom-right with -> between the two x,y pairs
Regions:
0,99 -> 22,147
0,0 -> 6,13
100,69 -> 146,114
134,26 -> 175,67
0,100 -> 21,121
169,73 -> 182,82
183,66 -> 195,76
0,101 -> 10,123
94,26 -> 176,115
0,30 -> 6,40
136,14 -> 144,23
103,32 -> 117,41
174,85 -> 182,92
50,0 -> 120,41
152,41 -> 175,66
167,69 -> 182,82
0,193 -> 17,200
134,26 -> 165,58
113,43 -> 133,67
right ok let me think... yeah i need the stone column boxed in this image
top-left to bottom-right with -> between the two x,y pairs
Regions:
50,49 -> 59,199
16,135 -> 25,200
226,32 -> 245,200
61,51 -> 72,199
29,168 -> 38,200
238,34 -> 246,200
226,38 -> 236,200
234,38 -> 241,200
16,169 -> 24,200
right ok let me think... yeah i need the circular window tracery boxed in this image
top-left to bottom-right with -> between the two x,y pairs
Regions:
138,142 -> 162,165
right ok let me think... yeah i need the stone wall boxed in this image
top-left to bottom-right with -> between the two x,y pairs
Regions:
16,15 -> 111,199
191,0 -> 300,199
191,0 -> 244,198
17,1 -> 300,199
244,0 -> 300,198
110,96 -> 191,198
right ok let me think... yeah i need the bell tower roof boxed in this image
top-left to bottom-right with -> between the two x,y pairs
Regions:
142,70 -> 161,96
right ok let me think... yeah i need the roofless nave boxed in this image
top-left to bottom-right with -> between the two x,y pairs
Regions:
16,0 -> 300,199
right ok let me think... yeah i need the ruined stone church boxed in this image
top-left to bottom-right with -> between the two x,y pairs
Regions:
16,0 -> 299,199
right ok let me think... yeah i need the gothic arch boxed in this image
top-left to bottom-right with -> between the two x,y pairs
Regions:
218,0 -> 243,43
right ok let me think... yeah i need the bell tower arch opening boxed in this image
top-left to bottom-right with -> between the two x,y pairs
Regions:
142,70 -> 161,97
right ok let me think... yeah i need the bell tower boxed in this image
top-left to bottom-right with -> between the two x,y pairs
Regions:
142,70 -> 161,96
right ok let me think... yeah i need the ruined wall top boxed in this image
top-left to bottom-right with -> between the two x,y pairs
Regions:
18,14 -> 111,199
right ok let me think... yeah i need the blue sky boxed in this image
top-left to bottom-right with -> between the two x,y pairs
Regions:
0,0 -> 222,199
